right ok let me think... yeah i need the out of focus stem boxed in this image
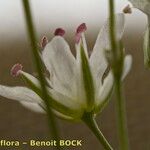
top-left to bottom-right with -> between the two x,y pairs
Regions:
22,0 -> 60,149
108,0 -> 129,149
115,79 -> 129,150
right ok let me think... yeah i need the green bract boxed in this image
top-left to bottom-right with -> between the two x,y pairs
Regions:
0,13 -> 132,121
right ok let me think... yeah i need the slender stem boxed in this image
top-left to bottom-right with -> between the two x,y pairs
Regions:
22,0 -> 60,149
82,113 -> 113,150
109,0 -> 117,57
108,0 -> 129,149
115,79 -> 129,150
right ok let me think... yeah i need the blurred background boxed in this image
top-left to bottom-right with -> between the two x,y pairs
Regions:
0,0 -> 150,149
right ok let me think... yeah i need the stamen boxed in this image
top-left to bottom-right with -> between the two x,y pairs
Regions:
40,36 -> 48,49
54,28 -> 65,36
11,64 -> 23,77
76,23 -> 87,34
75,23 -> 87,44
123,4 -> 132,14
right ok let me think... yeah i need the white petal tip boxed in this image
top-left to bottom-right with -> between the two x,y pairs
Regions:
122,55 -> 133,79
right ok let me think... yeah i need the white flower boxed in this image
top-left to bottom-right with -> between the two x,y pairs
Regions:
0,13 -> 132,121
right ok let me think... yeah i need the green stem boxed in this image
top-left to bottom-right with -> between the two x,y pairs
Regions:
109,0 -> 117,57
115,79 -> 129,150
22,0 -> 60,149
82,113 -> 113,150
108,0 -> 129,149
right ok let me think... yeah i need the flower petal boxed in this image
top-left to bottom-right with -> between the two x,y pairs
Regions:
90,13 -> 125,90
20,71 -> 40,87
48,88 -> 80,108
52,109 -> 75,121
95,71 -> 114,112
20,70 -> 83,118
0,86 -> 42,103
95,55 -> 132,112
21,100 -> 75,120
122,55 -> 132,80
42,36 -> 76,98
38,87 -> 84,119
20,101 -> 45,113
143,26 -> 150,68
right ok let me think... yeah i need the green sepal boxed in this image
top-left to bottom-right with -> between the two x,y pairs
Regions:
80,45 -> 95,112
